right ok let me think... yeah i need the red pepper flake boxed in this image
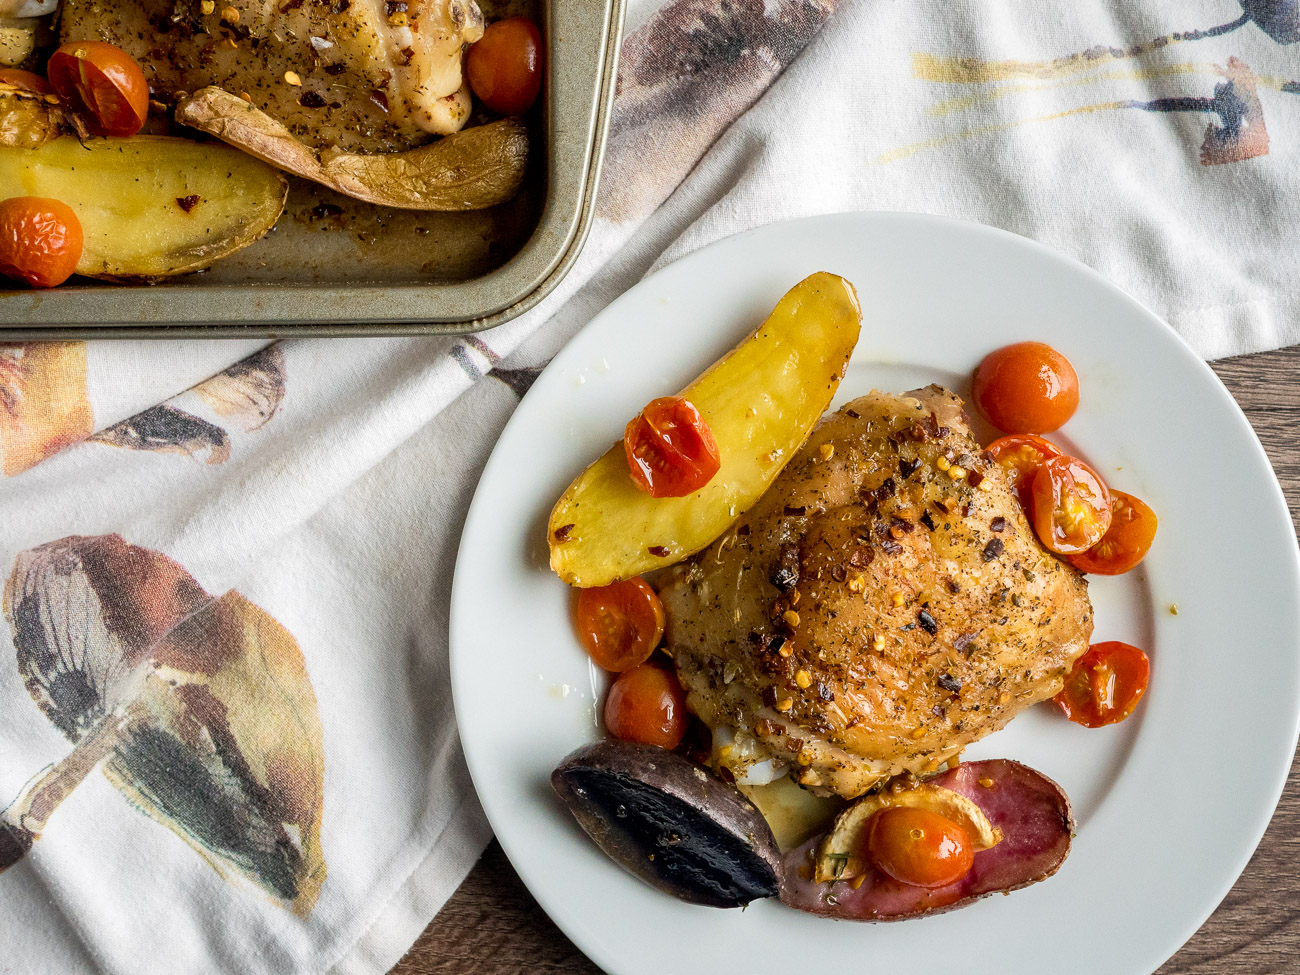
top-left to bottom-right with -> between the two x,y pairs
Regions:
968,469 -> 985,488
298,90 -> 327,108
990,516 -> 1006,532
369,88 -> 390,112
899,457 -> 920,478
552,523 -> 575,542
648,545 -> 670,558
937,672 -> 962,693
176,195 -> 202,213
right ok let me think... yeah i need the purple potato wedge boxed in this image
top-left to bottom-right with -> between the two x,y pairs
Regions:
780,759 -> 1073,920
552,740 -> 782,908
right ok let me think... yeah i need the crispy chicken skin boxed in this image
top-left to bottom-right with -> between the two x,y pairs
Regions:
59,0 -> 484,152
661,386 -> 1093,799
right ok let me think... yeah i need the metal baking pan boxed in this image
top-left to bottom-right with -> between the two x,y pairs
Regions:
0,0 -> 623,339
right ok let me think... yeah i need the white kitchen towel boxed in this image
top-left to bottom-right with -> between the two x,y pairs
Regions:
2,1 -> 1299,973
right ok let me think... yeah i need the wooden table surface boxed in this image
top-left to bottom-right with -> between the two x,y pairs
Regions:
395,347 -> 1300,975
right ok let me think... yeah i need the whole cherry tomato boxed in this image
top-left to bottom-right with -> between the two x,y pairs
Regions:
866,806 -> 975,888
986,433 -> 1063,508
574,577 -> 665,672
0,68 -> 52,94
624,395 -> 721,498
1028,455 -> 1112,554
972,342 -> 1080,434
0,197 -> 83,288
1055,641 -> 1150,727
1068,491 -> 1158,575
47,41 -> 149,137
604,664 -> 688,750
466,17 -> 543,116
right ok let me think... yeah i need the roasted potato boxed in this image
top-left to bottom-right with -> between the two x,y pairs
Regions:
0,135 -> 287,282
548,272 -> 863,587
175,86 -> 528,211
0,16 -> 38,67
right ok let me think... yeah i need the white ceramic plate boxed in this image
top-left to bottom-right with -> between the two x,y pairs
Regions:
450,213 -> 1300,975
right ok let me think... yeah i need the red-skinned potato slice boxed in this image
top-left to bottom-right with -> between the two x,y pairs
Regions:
780,759 -> 1072,921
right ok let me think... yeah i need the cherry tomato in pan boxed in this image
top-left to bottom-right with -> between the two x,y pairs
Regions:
1068,491 -> 1158,575
1028,455 -> 1112,555
866,806 -> 975,889
986,433 -> 1063,508
972,342 -> 1079,434
624,395 -> 721,498
0,197 -> 83,288
1055,641 -> 1150,728
604,664 -> 688,750
0,68 -> 52,94
466,17 -> 543,116
573,577 -> 665,673
47,41 -> 150,137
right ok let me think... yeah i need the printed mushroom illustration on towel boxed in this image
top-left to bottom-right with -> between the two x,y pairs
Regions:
0,343 -> 94,476
0,534 -> 327,917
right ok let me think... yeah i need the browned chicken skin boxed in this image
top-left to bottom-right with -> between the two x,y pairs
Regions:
59,0 -> 484,152
661,386 -> 1093,799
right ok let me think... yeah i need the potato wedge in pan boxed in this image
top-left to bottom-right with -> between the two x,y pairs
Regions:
175,87 -> 528,212
548,272 -> 863,588
0,135 -> 287,282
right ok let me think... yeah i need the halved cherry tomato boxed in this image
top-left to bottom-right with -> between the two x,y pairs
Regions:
972,342 -> 1080,434
0,197 -> 83,288
866,806 -> 974,889
47,41 -> 149,137
1028,455 -> 1112,554
604,664 -> 688,750
0,68 -> 52,94
1055,641 -> 1149,727
1068,491 -> 1158,575
466,17 -> 543,116
574,577 -> 665,672
624,396 -> 721,498
986,433 -> 1063,508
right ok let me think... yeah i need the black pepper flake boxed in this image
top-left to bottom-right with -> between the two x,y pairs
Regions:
385,0 -> 408,13
552,523 -> 575,542
280,0 -> 305,9
768,635 -> 786,655
311,203 -> 343,220
845,408 -> 861,419
899,457 -> 920,478
918,610 -> 938,635
990,516 -> 1006,533
873,478 -> 897,501
298,90 -> 327,108
324,62 -> 347,75
648,545 -> 670,557
330,0 -> 351,12
737,524 -> 750,535
937,673 -> 962,693
983,538 -> 1005,562
770,544 -> 800,592
783,505 -> 807,517
176,194 -> 201,213
830,565 -> 847,582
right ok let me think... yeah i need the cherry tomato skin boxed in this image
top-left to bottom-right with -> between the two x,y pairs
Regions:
0,68 -> 52,94
866,807 -> 975,889
986,433 -> 1063,508
1068,491 -> 1158,575
1055,641 -> 1150,727
466,18 -> 543,115
47,41 -> 150,137
1028,455 -> 1112,555
624,396 -> 722,498
604,664 -> 688,750
972,342 -> 1080,434
573,577 -> 665,672
0,197 -> 83,288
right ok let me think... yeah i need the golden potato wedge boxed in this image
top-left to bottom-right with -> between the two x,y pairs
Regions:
548,272 -> 862,587
0,135 -> 287,282
814,781 -> 1003,884
0,17 -> 37,68
0,83 -> 63,149
175,87 -> 527,211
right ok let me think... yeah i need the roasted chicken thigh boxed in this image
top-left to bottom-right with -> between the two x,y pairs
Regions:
661,386 -> 1093,799
59,0 -> 484,151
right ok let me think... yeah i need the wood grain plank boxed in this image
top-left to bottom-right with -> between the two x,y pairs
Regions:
397,347 -> 1300,975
